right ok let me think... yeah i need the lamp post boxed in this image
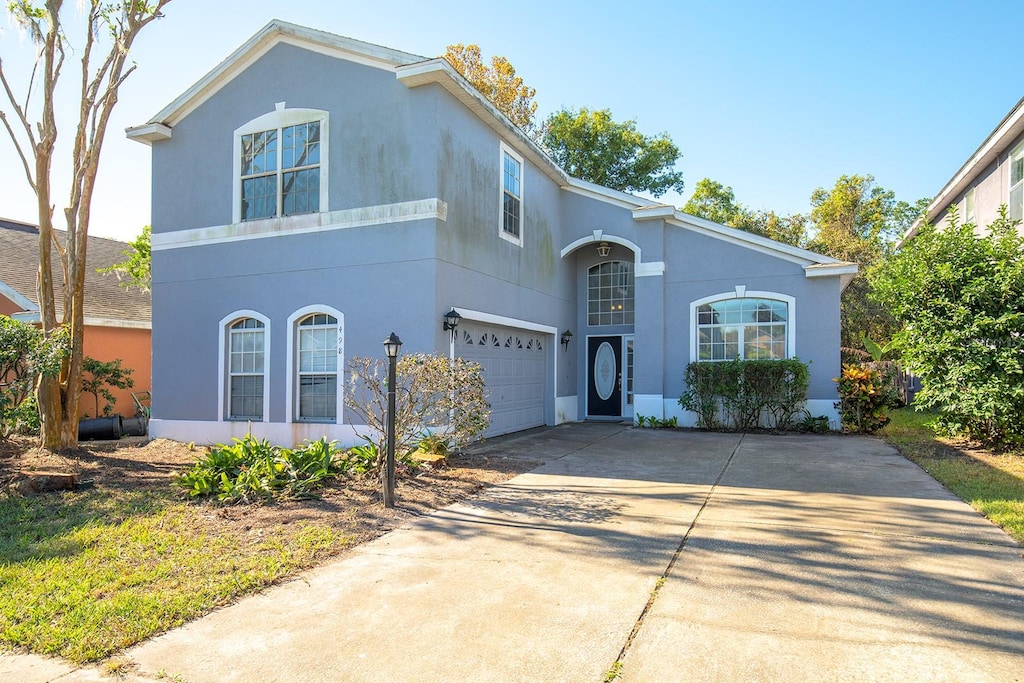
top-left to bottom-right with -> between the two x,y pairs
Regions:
383,332 -> 402,508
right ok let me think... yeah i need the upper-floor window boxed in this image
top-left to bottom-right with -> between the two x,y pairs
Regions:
233,106 -> 329,224
696,297 -> 789,361
1010,142 -> 1024,222
963,187 -> 976,224
500,143 -> 523,244
588,261 -> 634,326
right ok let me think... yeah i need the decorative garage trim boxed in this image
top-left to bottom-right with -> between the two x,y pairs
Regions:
452,308 -> 557,335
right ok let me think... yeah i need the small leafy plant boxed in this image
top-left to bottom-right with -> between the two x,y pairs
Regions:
834,363 -> 890,433
176,434 -> 347,503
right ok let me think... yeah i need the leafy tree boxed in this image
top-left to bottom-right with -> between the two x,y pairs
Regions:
0,315 -> 69,437
0,1 -> 171,449
443,43 -> 538,133
805,174 -> 927,347
345,353 -> 490,469
870,208 -> 1024,449
541,107 -> 684,197
683,177 -> 806,246
99,225 -> 151,292
81,357 -> 134,417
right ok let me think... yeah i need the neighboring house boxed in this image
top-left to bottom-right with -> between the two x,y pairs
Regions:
908,95 -> 1024,238
127,20 -> 855,446
0,217 -> 152,418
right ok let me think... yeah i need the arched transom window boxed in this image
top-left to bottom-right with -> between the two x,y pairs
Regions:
588,261 -> 634,326
697,298 -> 789,361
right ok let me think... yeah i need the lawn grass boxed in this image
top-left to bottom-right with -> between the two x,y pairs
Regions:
0,486 -> 350,663
880,407 -> 1024,544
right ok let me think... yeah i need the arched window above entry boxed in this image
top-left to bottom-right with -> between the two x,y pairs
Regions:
588,261 -> 634,326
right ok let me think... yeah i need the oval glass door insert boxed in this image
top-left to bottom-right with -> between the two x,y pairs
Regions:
594,341 -> 617,400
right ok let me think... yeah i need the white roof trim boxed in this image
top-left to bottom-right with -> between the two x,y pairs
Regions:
636,206 -> 848,269
0,280 -> 37,311
125,122 -> 172,145
12,311 -> 150,329
127,20 -> 423,135
908,95 -> 1024,239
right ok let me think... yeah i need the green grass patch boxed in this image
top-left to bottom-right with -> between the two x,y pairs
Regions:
880,407 -> 1024,543
0,487 -> 350,663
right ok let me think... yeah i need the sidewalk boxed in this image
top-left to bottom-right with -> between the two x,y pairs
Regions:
6,425 -> 1024,682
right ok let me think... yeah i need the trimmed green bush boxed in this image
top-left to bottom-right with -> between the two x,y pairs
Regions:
679,359 -> 810,431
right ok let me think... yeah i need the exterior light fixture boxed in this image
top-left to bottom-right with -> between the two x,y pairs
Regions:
596,241 -> 612,257
443,308 -> 462,341
560,329 -> 573,351
382,331 -> 403,508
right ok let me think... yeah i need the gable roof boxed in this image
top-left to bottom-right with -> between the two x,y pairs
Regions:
127,20 -> 852,280
0,218 -> 151,327
907,95 -> 1024,239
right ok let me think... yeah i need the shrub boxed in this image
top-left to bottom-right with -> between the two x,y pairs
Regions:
81,357 -> 134,417
176,435 -> 346,503
834,363 -> 889,433
345,353 -> 490,473
870,208 -> 1024,448
679,359 -> 810,431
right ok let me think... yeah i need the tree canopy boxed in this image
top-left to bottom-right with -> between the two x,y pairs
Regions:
442,43 -> 538,133
541,107 -> 684,197
804,175 -> 927,348
683,177 -> 805,246
100,225 -> 151,292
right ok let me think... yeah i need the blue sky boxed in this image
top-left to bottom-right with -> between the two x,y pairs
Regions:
1,0 -> 1021,242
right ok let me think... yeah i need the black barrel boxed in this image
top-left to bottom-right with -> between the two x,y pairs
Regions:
121,416 -> 148,437
78,415 -> 123,441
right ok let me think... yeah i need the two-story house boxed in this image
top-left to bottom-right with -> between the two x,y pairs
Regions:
127,20 -> 853,446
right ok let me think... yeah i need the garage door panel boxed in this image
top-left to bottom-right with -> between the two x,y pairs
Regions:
456,321 -> 548,437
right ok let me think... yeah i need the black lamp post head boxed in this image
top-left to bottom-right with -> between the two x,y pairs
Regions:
383,332 -> 403,358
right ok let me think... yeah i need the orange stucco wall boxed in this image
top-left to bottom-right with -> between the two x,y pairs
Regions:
81,325 -> 151,418
0,294 -> 20,316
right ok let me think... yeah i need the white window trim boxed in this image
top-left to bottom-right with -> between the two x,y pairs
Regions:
689,290 -> 797,363
1010,141 -> 1024,222
286,304 -> 344,424
963,186 -> 976,224
499,141 -> 524,247
218,310 -> 271,423
232,103 -> 330,225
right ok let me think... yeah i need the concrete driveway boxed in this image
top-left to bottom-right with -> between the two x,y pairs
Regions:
8,424 -> 1024,682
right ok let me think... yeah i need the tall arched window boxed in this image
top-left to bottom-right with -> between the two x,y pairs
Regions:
294,311 -> 342,422
696,297 -> 790,361
219,310 -> 270,422
588,261 -> 634,326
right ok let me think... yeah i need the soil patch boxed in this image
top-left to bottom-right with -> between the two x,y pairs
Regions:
0,435 -> 543,549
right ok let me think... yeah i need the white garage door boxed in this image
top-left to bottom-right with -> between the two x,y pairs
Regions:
456,321 -> 548,437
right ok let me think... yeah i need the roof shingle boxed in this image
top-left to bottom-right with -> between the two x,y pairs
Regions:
0,218 -> 151,324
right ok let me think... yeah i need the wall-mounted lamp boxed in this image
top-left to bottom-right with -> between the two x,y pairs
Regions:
560,329 -> 573,351
443,308 -> 462,341
596,241 -> 612,257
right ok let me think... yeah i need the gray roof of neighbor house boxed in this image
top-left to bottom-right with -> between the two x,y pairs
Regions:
0,217 -> 151,327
